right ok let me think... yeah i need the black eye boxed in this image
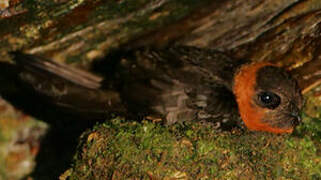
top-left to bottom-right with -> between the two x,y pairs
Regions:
258,91 -> 281,109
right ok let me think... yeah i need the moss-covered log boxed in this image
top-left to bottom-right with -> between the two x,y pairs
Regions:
63,117 -> 321,179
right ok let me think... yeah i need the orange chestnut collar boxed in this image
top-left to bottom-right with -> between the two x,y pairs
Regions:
233,62 -> 293,134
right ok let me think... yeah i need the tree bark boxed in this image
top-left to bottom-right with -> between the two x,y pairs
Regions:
1,0 -> 320,92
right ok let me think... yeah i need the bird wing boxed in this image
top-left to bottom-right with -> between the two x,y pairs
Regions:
11,52 -> 102,89
114,46 -> 241,127
10,51 -> 125,118
9,47 -> 242,128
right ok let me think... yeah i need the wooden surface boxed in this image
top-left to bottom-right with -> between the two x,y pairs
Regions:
0,0 -> 320,92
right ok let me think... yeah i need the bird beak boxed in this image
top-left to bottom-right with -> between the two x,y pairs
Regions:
289,101 -> 302,127
291,111 -> 301,127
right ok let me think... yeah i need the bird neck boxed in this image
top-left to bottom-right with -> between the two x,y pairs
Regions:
232,62 -> 294,133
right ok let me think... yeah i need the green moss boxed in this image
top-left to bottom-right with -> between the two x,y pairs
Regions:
0,114 -> 48,180
64,114 -> 321,179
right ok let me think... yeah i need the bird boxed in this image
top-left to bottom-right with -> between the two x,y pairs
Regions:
5,46 -> 303,133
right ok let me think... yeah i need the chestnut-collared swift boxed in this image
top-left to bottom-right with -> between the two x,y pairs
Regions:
9,46 -> 303,133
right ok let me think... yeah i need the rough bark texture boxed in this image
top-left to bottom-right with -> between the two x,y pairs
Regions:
0,0 -> 321,179
1,0 -> 320,91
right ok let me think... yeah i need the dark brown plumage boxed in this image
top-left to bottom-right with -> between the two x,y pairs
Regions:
7,46 -> 303,133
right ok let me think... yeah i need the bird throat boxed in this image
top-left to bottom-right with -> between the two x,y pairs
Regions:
233,62 -> 293,134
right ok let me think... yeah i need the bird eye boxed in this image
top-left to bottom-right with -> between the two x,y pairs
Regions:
258,91 -> 281,109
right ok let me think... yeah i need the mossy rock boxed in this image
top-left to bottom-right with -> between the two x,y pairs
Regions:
63,112 -> 321,179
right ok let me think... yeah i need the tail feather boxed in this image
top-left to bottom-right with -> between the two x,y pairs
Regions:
10,51 -> 102,89
7,51 -> 126,118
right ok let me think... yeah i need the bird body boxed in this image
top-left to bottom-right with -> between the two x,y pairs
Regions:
8,46 -> 303,133
109,46 -> 245,127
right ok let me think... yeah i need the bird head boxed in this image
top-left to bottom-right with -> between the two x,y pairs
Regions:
233,62 -> 303,134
